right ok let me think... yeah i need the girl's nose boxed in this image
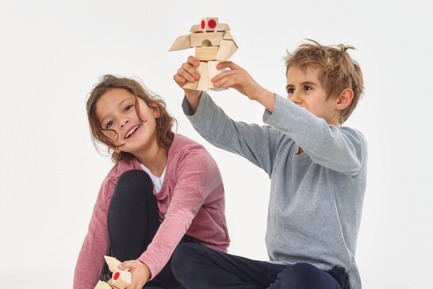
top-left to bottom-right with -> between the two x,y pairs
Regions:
119,118 -> 129,129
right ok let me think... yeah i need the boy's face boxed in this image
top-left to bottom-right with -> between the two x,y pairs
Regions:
286,66 -> 340,126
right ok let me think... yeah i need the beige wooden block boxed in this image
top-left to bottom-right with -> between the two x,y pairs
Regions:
195,46 -> 219,61
104,255 -> 121,273
207,61 -> 223,80
216,23 -> 230,31
94,280 -> 112,289
189,24 -> 201,33
196,62 -> 211,91
190,32 -> 224,47
216,40 -> 238,60
200,17 -> 219,31
111,270 -> 132,289
169,34 -> 191,51
208,61 -> 227,91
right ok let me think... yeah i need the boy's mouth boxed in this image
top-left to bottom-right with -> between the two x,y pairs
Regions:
125,125 -> 139,139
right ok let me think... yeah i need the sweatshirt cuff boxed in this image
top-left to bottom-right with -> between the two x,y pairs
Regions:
262,93 -> 284,123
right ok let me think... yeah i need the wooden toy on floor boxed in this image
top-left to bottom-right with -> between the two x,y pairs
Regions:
93,256 -> 131,289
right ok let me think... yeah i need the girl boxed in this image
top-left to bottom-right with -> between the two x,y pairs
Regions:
73,75 -> 230,289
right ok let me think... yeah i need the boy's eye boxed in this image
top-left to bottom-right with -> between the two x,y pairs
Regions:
304,85 -> 312,91
286,87 -> 295,94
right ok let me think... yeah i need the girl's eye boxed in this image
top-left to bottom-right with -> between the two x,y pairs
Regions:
304,85 -> 312,91
124,104 -> 134,112
286,87 -> 295,94
105,120 -> 113,129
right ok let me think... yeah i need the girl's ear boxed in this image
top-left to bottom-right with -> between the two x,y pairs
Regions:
336,88 -> 354,111
110,146 -> 121,154
148,101 -> 161,118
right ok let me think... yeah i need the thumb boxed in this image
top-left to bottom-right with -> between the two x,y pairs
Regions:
118,260 -> 133,271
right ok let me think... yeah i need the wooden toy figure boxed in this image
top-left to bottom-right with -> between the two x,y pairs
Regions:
92,256 -> 131,289
169,17 -> 238,91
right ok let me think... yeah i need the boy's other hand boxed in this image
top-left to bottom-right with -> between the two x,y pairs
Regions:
212,61 -> 275,111
211,61 -> 264,100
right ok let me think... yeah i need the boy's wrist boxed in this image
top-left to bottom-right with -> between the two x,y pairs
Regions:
255,90 -> 275,112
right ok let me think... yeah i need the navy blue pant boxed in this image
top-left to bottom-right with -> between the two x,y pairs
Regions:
172,243 -> 349,289
105,170 -> 186,289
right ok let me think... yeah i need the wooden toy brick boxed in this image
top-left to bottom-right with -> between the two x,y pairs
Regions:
169,17 -> 238,91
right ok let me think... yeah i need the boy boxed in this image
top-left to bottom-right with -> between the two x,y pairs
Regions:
172,40 -> 366,289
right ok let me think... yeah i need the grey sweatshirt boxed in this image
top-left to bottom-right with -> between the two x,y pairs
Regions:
182,92 -> 367,289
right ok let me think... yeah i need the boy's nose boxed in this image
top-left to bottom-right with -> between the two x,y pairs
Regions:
289,93 -> 302,104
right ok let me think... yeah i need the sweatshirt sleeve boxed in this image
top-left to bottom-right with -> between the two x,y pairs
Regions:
264,94 -> 367,175
138,145 -> 223,279
182,92 -> 283,176
73,178 -> 113,289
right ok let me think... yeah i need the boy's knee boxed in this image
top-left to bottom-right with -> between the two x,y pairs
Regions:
290,262 -> 317,275
171,243 -> 200,280
277,263 -> 329,289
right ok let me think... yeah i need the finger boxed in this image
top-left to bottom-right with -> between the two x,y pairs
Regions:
217,61 -> 241,70
173,67 -> 197,87
187,56 -> 200,67
119,260 -> 134,270
180,63 -> 201,81
173,73 -> 186,85
211,69 -> 238,85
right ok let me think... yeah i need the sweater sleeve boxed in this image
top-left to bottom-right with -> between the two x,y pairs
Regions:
182,92 -> 283,176
138,145 -> 223,279
73,178 -> 113,289
264,94 -> 367,175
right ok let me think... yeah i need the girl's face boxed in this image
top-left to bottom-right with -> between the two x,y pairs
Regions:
286,66 -> 340,126
95,88 -> 160,156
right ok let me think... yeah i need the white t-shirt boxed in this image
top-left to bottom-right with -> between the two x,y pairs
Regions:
139,163 -> 166,193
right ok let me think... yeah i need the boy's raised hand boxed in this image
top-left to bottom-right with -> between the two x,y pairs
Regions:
174,56 -> 202,113
174,56 -> 200,89
174,56 -> 275,112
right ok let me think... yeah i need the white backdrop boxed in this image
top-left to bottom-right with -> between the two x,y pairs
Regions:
1,1 -> 432,288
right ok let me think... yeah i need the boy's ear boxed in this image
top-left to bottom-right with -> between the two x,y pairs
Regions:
336,88 -> 354,110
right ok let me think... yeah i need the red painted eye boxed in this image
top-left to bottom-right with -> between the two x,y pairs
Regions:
208,19 -> 217,29
113,272 -> 120,280
201,20 -> 205,29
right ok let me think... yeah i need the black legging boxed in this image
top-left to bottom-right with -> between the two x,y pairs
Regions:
106,170 -> 184,289
172,243 -> 349,289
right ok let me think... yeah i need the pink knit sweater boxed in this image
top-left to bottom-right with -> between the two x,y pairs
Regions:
73,134 -> 229,289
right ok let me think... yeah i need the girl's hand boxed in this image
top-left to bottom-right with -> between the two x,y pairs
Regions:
118,260 -> 151,289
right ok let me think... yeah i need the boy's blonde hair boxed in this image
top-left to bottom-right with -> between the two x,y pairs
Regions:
86,75 -> 176,162
284,39 -> 364,124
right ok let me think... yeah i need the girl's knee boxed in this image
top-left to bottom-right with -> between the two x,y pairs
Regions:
117,170 -> 152,189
